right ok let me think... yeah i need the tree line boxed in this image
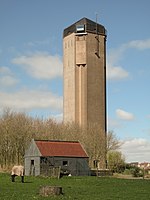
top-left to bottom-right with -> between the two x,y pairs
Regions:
0,108 -> 123,170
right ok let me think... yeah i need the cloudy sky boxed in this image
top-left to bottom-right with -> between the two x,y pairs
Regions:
0,0 -> 150,162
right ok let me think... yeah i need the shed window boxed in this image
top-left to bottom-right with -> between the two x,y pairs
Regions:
63,161 -> 68,166
31,160 -> 34,165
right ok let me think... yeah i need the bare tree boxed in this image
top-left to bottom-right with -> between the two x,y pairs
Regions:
78,123 -> 106,169
0,109 -> 34,167
107,131 -> 122,152
0,108 -> 110,170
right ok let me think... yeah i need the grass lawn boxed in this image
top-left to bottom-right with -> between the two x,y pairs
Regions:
0,173 -> 150,199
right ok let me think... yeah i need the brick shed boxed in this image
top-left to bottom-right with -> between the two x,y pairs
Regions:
24,139 -> 90,176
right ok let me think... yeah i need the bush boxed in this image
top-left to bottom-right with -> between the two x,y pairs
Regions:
130,166 -> 143,177
123,169 -> 132,175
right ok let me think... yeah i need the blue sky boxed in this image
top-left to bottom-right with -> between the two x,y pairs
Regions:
0,0 -> 150,162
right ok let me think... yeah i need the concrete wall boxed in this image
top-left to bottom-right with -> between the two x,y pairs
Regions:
63,31 -> 107,169
63,33 -> 76,123
86,33 -> 106,130
63,31 -> 106,132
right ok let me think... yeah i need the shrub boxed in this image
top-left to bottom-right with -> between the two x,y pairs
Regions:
130,166 -> 143,177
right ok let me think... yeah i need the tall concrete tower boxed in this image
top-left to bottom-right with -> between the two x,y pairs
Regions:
63,18 -> 107,133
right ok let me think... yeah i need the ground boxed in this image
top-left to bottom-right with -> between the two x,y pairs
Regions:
0,173 -> 150,199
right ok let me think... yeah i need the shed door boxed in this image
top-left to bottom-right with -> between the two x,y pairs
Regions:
30,160 -> 35,176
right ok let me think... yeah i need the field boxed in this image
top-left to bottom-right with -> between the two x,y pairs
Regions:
0,173 -> 150,200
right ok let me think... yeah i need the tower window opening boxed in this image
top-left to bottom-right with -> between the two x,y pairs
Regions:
76,24 -> 85,33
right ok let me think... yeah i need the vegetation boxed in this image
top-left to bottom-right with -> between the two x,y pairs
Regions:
0,173 -> 150,200
0,108 -> 122,170
0,108 -> 110,169
107,130 -> 122,152
107,150 -> 125,173
123,165 -> 144,178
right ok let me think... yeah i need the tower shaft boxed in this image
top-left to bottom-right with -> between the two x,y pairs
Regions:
63,18 -> 107,132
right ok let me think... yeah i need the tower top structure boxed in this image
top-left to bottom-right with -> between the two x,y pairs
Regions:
63,17 -> 107,38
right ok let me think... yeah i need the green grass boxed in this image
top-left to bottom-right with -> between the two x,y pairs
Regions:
0,173 -> 150,200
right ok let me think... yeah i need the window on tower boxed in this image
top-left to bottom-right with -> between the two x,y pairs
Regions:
76,24 -> 85,33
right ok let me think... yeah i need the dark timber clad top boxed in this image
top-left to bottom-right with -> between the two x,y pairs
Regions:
63,17 -> 106,37
35,140 -> 88,158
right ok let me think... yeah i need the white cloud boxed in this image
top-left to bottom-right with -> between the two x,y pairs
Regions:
12,52 -> 63,80
116,109 -> 135,121
51,113 -> 63,122
0,89 -> 63,112
107,64 -> 129,81
107,38 -> 150,81
120,138 -> 150,162
0,76 -> 19,87
0,66 -> 19,87
107,46 -> 129,81
0,66 -> 12,74
127,39 -> 150,50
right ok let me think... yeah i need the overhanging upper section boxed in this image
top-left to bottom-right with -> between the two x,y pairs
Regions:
63,17 -> 106,38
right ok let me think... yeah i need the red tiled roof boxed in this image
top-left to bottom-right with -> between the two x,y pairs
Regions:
35,140 -> 88,158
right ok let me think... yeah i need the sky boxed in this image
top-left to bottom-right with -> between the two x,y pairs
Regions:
0,0 -> 150,163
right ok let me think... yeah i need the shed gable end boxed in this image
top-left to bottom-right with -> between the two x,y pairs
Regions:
25,139 -> 41,157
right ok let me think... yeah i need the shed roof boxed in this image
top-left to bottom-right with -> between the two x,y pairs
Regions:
35,140 -> 88,158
